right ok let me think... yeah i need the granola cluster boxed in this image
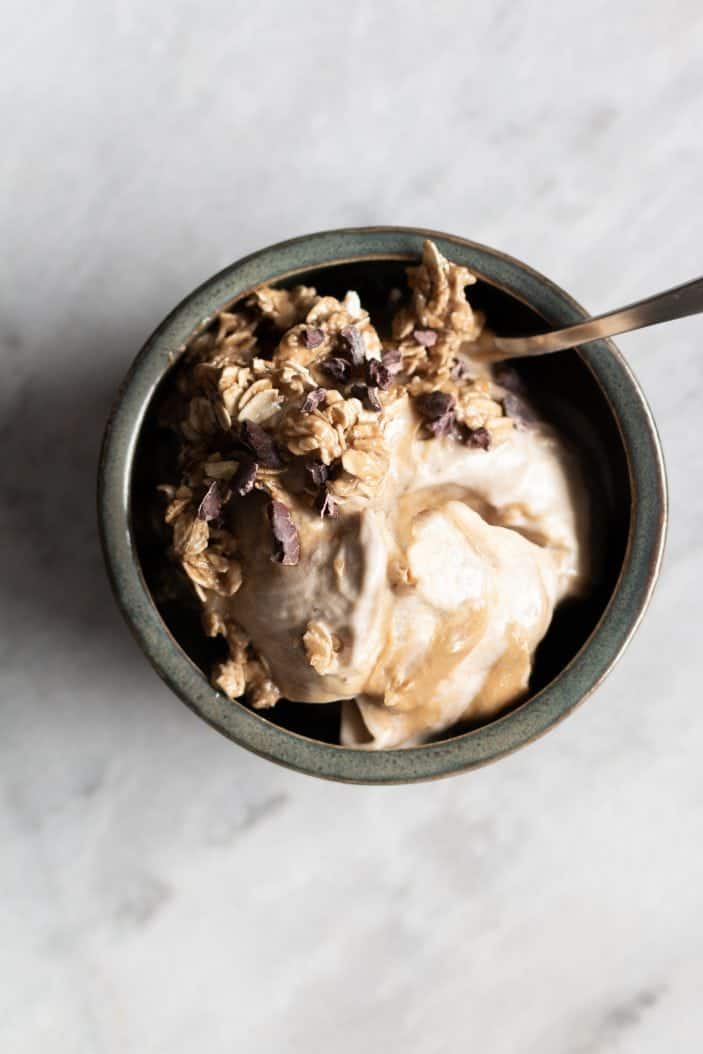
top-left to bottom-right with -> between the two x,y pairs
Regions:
160,241 -> 520,709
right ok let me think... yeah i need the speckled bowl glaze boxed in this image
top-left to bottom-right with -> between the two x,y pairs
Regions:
98,227 -> 667,783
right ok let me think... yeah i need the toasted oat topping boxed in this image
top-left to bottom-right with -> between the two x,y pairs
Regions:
212,621 -> 281,709
159,241 -> 519,708
303,619 -> 342,676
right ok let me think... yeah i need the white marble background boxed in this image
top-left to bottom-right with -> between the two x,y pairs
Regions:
2,1 -> 702,1050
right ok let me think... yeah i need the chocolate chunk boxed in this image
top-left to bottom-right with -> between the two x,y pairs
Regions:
240,420 -> 282,468
367,358 -> 392,390
231,459 -> 257,496
301,387 -> 327,414
315,487 -> 338,519
351,384 -> 382,412
267,500 -> 300,565
339,325 -> 366,366
306,460 -> 328,487
502,392 -> 535,425
427,412 -> 456,438
413,328 -> 438,347
414,390 -> 456,420
381,347 -> 403,375
451,358 -> 470,380
301,327 -> 325,350
318,356 -> 352,383
197,480 -> 231,522
414,390 -> 456,439
459,424 -> 491,450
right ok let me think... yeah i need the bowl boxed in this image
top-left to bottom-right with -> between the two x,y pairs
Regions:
98,227 -> 667,783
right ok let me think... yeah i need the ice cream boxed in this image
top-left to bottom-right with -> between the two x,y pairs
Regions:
159,242 -> 589,749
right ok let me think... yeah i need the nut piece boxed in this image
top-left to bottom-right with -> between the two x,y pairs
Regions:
248,285 -> 318,330
218,364 -> 254,416
237,381 -> 283,425
211,621 -> 282,708
210,311 -> 259,367
303,619 -> 341,676
245,658 -> 281,709
213,658 -> 247,700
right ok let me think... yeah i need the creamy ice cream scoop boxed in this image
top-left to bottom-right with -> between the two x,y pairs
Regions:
223,394 -> 587,747
160,241 -> 589,749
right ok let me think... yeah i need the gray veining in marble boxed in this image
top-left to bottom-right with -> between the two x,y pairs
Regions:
1,1 -> 702,1050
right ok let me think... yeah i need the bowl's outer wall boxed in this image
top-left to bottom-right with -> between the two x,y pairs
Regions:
98,227 -> 667,783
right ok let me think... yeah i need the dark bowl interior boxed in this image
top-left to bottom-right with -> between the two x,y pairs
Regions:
131,258 -> 630,747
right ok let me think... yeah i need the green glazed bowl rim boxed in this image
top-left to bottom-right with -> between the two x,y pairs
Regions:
98,226 -> 667,784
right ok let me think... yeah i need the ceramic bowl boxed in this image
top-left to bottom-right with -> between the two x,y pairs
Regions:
98,227 -> 667,783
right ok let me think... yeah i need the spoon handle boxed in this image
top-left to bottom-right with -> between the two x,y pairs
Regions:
494,275 -> 703,358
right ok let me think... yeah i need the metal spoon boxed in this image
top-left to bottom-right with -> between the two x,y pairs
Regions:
493,275 -> 703,359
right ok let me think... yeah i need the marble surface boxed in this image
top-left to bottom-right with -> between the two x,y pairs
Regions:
1,1 -> 702,1050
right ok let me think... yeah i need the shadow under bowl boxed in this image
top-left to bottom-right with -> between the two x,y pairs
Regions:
99,227 -> 667,783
